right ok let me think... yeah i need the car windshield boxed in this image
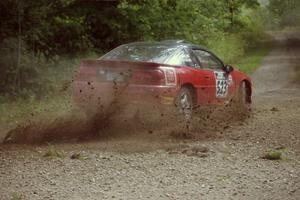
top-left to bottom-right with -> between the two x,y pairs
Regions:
100,43 -> 181,64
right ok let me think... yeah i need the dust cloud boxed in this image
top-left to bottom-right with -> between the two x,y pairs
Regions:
2,81 -> 250,145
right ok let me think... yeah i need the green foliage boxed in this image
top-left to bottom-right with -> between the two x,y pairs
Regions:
0,0 -> 271,101
263,150 -> 282,160
207,34 -> 246,64
268,0 -> 300,28
0,0 -> 91,57
0,37 -> 80,100
0,38 -> 40,98
43,144 -> 65,159
234,41 -> 272,74
224,0 -> 259,27
0,96 -> 73,126
117,0 -> 231,44
11,193 -> 22,200
0,0 -> 264,57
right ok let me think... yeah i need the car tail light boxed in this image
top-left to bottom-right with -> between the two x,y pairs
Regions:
160,67 -> 177,86
131,69 -> 165,85
75,66 -> 97,81
130,67 -> 177,86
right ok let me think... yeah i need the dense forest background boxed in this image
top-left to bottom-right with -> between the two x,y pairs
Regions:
0,0 -> 299,101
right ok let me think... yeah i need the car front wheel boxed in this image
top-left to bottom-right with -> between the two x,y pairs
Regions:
236,81 -> 251,110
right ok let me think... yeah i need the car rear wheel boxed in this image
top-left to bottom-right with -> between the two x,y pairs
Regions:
175,87 -> 194,123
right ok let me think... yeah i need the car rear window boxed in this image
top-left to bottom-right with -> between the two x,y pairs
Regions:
100,43 -> 181,64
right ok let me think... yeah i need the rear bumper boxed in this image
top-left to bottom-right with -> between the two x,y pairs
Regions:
72,81 -> 178,109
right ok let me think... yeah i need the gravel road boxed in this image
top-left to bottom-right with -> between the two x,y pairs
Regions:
0,31 -> 299,200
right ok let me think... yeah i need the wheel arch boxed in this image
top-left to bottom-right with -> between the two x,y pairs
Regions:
180,83 -> 197,106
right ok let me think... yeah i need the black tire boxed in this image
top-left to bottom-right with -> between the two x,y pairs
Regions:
175,87 -> 194,122
236,81 -> 251,110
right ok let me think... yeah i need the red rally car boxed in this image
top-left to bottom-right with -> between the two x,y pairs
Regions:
73,40 -> 252,118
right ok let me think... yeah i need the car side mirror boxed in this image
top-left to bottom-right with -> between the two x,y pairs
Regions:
224,65 -> 234,73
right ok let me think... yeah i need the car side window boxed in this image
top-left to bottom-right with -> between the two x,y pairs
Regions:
166,49 -> 194,67
192,49 -> 223,70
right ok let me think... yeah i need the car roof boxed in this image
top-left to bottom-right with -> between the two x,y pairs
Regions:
126,40 -> 209,51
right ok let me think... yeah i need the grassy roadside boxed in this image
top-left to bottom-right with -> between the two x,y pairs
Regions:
233,41 -> 272,74
0,96 -> 73,127
0,58 -> 81,127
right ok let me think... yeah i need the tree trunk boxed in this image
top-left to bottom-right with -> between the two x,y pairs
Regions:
17,0 -> 22,93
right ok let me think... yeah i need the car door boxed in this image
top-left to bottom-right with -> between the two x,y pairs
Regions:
191,49 -> 235,104
166,48 -> 212,105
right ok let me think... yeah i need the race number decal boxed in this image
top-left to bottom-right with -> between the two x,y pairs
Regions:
214,71 -> 229,97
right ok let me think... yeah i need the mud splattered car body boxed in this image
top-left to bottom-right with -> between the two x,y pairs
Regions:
73,40 -> 252,115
